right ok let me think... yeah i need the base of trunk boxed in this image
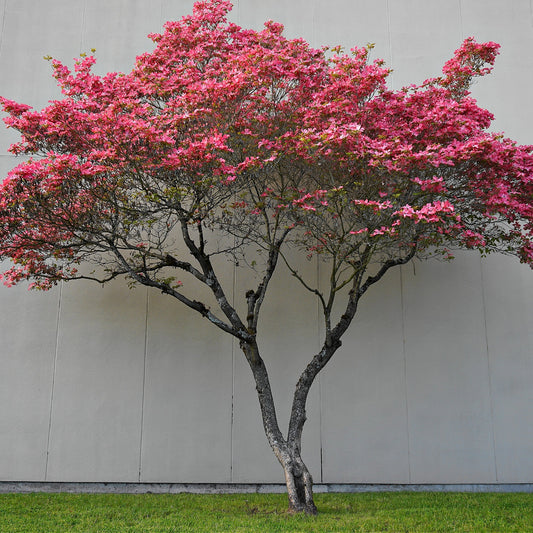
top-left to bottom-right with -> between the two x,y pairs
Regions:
288,500 -> 318,515
285,459 -> 317,514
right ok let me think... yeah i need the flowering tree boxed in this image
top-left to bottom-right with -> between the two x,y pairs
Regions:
1,0 -> 532,514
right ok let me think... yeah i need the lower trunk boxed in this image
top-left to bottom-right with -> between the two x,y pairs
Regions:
282,449 -> 317,514
241,340 -> 318,514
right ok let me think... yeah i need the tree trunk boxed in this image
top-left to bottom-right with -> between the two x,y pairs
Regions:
241,340 -> 320,514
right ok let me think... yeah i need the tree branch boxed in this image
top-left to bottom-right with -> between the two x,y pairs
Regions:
246,226 -> 292,332
105,236 -> 252,342
180,219 -> 248,336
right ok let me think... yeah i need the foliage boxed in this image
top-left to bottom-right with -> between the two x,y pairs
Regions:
1,492 -> 533,532
0,0 -> 531,294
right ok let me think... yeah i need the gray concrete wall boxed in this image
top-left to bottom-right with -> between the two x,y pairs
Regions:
0,0 -> 532,484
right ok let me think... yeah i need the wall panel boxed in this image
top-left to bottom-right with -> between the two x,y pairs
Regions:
0,0 -> 531,484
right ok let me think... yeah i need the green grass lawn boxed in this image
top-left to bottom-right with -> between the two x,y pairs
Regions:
1,491 -> 532,532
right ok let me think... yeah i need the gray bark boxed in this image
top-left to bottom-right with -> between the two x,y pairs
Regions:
240,340 -> 319,513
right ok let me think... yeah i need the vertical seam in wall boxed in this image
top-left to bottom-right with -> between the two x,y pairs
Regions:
230,235 -> 237,483
400,266 -> 412,483
311,0 -> 324,485
79,0 -> 87,55
317,257 -> 324,483
44,282 -> 63,481
388,0 -> 409,483
229,0 -> 240,477
312,0 -> 317,47
0,0 -> 7,58
458,0 -> 464,39
44,0 -> 87,483
479,257 -> 499,482
386,0 -> 394,88
137,287 -> 150,482
230,3 -> 239,482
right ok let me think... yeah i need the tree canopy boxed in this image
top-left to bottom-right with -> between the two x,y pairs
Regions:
0,0 -> 532,514
1,0 -> 531,295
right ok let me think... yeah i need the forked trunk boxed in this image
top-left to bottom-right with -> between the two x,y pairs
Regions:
241,340 -> 324,514
282,448 -> 317,514
260,420 -> 317,514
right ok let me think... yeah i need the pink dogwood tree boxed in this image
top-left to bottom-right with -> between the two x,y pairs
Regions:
1,0 -> 532,513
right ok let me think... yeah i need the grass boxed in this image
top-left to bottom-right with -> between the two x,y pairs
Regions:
1,491 -> 532,532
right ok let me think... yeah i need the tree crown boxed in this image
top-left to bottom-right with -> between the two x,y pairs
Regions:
0,0 -> 531,295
